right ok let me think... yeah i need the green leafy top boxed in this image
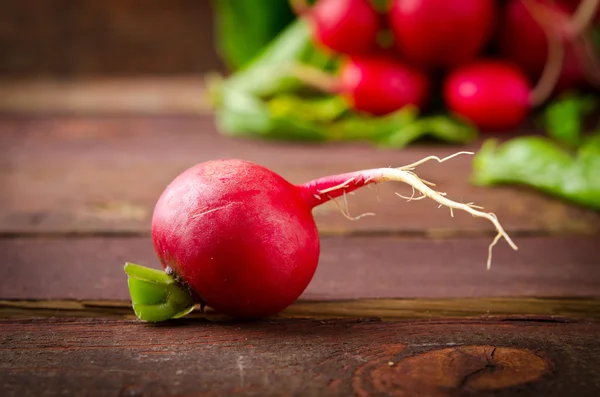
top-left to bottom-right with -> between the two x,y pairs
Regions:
124,263 -> 196,322
473,94 -> 600,211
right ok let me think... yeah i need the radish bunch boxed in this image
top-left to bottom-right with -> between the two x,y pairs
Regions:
292,0 -> 599,131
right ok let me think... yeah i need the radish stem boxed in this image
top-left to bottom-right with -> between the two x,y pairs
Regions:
522,0 -> 600,100
569,0 -> 600,37
523,0 -> 566,106
528,29 -> 565,106
289,0 -> 310,15
290,63 -> 341,93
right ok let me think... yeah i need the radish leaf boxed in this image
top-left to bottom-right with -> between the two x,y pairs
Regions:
473,133 -> 600,210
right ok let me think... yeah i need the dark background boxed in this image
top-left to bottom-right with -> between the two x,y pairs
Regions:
0,0 -> 224,78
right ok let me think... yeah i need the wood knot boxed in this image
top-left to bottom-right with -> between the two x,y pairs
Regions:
354,345 -> 550,397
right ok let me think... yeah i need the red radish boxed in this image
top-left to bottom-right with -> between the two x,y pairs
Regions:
443,60 -> 532,130
339,56 -> 430,115
125,156 -> 517,322
291,0 -> 381,55
498,0 -> 554,78
498,0 -> 581,89
498,0 -> 600,92
293,56 -> 431,115
388,0 -> 497,69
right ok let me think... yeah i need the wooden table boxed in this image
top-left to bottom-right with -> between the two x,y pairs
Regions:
2,104 -> 600,396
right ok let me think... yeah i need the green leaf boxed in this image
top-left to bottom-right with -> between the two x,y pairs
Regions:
329,106 -> 419,142
224,19 -> 322,98
472,133 -> 600,210
377,114 -> 478,148
212,0 -> 296,71
544,93 -> 598,148
216,88 -> 330,141
216,87 -> 478,147
124,263 -> 196,322
267,95 -> 349,123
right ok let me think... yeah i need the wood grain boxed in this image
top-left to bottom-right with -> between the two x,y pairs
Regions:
2,297 -> 599,321
0,0 -> 222,77
1,317 -> 599,397
0,78 -> 209,115
1,235 -> 599,301
1,116 -> 599,236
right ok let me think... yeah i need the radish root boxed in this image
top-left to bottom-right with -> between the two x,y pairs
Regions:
327,193 -> 376,221
313,151 -> 518,269
381,166 -> 518,269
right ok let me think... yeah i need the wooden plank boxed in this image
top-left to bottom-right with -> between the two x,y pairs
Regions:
1,116 -> 599,236
0,0 -> 223,77
2,297 -> 599,321
1,235 -> 599,301
0,78 -> 210,115
1,317 -> 599,396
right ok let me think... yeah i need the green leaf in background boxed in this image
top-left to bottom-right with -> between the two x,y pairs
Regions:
222,19 -> 334,99
268,95 -> 349,123
473,93 -> 600,211
377,115 -> 478,148
217,88 -> 477,148
472,133 -> 600,210
544,93 -> 597,148
215,88 -> 330,141
212,0 -> 296,71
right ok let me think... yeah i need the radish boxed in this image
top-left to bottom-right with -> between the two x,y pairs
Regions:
293,55 -> 431,115
498,0 -> 600,92
290,0 -> 381,55
388,0 -> 497,69
124,155 -> 517,322
339,56 -> 431,115
443,60 -> 532,130
498,0 -> 570,78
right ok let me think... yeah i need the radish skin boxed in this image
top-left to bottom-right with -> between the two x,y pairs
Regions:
125,153 -> 518,322
443,60 -> 532,130
291,0 -> 380,55
388,0 -> 497,69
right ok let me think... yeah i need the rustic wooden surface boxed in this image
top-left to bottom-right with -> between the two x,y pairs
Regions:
0,0 -> 223,77
2,317 -> 600,397
2,235 -> 599,301
1,98 -> 599,396
2,297 -> 599,321
2,116 -> 599,236
0,78 -> 209,115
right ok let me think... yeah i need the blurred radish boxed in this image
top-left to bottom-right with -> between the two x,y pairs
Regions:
388,0 -> 497,69
498,0 -> 557,78
293,56 -> 431,115
291,0 -> 381,55
498,0 -> 600,92
443,60 -> 532,130
338,56 -> 431,115
125,156 -> 517,321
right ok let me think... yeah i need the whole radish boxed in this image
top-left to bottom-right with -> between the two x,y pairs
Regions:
388,0 -> 497,69
443,60 -> 532,130
125,157 -> 517,321
292,0 -> 381,55
293,55 -> 431,115
339,56 -> 431,115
